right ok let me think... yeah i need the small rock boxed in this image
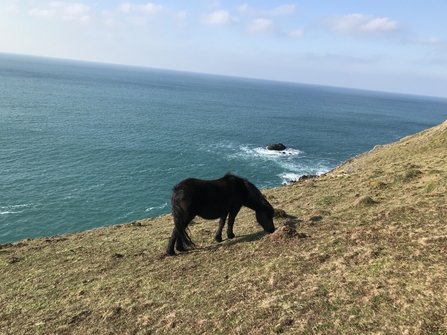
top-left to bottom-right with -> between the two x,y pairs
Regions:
8,257 -> 20,264
309,215 -> 323,222
298,174 -> 318,182
309,209 -> 324,222
267,143 -> 287,151
273,209 -> 287,218
352,196 -> 377,206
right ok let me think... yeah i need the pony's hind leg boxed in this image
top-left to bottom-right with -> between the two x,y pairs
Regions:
166,228 -> 189,255
166,229 -> 178,256
175,234 -> 187,252
215,213 -> 228,243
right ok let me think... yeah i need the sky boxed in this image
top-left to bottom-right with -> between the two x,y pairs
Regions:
1,1 -> 447,98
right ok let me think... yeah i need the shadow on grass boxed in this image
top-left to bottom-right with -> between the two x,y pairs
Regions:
194,219 -> 304,254
197,231 -> 268,253
175,211 -> 303,256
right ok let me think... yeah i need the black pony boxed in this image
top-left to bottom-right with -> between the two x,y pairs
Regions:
166,173 -> 275,256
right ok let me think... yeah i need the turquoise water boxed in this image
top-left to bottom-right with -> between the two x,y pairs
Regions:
1,53 -> 446,244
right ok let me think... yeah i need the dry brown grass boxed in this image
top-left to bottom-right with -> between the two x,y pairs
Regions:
1,120 -> 447,334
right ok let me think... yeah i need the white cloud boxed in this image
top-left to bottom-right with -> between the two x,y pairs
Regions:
62,14 -> 89,22
362,17 -> 398,32
176,10 -> 187,20
29,8 -> 56,17
329,14 -> 399,35
48,2 -> 65,9
6,4 -> 19,13
237,4 -> 248,13
202,10 -> 232,25
247,18 -> 274,33
65,3 -> 89,16
118,2 -> 163,15
288,29 -> 304,38
303,52 -> 378,64
137,3 -> 163,15
237,3 -> 295,16
413,37 -> 442,45
62,3 -> 90,21
119,3 -> 132,13
28,2 -> 90,22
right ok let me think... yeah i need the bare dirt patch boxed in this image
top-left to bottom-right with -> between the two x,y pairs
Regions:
266,225 -> 308,243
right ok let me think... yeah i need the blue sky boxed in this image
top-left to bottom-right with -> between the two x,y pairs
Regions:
1,1 -> 447,97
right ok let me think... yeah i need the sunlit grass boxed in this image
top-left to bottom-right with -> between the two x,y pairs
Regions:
1,121 -> 447,334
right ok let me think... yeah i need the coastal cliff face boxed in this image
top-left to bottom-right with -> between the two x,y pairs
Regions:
1,120 -> 447,334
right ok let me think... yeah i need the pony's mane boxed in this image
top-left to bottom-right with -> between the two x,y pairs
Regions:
225,173 -> 270,211
244,179 -> 268,208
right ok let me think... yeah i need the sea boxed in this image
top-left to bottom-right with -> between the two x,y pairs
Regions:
1,53 -> 446,244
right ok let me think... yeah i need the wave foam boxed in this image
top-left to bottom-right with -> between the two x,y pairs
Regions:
279,172 -> 303,184
256,146 -> 302,156
278,164 -> 332,184
238,145 -> 302,159
145,202 -> 169,212
211,142 -> 334,185
0,203 -> 34,215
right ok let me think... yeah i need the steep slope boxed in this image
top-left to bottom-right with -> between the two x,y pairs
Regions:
1,121 -> 446,334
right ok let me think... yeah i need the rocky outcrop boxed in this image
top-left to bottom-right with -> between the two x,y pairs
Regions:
267,143 -> 286,151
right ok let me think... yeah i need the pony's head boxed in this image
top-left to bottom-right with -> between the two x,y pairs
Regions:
241,176 -> 276,234
255,203 -> 275,234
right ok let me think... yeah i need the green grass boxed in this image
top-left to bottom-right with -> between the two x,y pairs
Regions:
1,120 -> 447,334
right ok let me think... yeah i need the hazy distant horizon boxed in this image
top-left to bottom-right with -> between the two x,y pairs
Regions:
1,1 -> 446,98
3,51 -> 447,101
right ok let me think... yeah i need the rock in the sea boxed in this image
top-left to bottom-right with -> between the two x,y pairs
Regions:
267,143 -> 287,151
298,174 -> 318,182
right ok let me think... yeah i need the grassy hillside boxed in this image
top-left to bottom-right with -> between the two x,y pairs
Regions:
1,120 -> 447,334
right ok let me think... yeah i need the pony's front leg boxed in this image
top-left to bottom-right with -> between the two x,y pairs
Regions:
215,213 -> 228,243
226,210 -> 239,239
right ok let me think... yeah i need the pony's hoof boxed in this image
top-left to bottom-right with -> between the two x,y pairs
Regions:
228,233 -> 235,239
215,236 -> 223,243
166,249 -> 176,256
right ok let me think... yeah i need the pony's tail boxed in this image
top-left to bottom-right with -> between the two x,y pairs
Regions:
171,192 -> 196,249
